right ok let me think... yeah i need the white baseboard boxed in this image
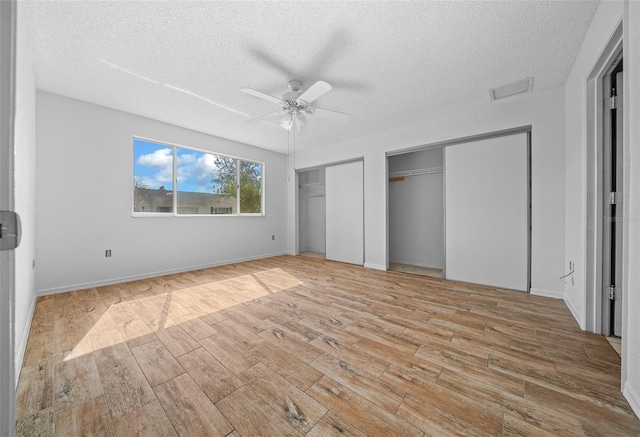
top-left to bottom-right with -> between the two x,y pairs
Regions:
564,295 -> 583,328
15,292 -> 37,386
530,287 -> 563,299
624,382 -> 640,420
364,263 -> 387,271
36,251 -> 289,296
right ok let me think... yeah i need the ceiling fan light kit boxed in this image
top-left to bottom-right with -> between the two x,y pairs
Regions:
280,110 -> 307,131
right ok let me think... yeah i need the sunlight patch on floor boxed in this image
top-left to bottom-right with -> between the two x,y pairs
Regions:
64,268 -> 302,362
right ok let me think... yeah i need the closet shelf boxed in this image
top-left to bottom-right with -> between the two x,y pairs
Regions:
299,182 -> 325,198
389,166 -> 443,178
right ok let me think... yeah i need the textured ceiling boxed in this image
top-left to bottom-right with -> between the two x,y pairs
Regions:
25,1 -> 599,154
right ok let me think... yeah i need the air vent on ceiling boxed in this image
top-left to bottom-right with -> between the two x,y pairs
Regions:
489,77 -> 534,101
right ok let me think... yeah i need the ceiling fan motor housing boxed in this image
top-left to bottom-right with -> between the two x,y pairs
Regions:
288,80 -> 302,92
282,91 -> 303,105
282,80 -> 305,108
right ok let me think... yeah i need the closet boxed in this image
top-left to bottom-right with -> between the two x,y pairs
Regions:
298,160 -> 364,265
298,168 -> 326,257
388,131 -> 530,291
388,148 -> 444,277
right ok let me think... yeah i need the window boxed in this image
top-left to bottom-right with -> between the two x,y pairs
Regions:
133,140 -> 173,213
240,160 -> 262,213
133,138 -> 264,216
211,207 -> 233,215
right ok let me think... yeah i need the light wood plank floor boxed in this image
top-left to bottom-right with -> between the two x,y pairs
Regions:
16,255 -> 640,436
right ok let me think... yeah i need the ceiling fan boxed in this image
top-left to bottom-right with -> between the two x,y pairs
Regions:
241,80 -> 351,132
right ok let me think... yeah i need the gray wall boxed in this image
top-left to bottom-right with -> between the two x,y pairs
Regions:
35,91 -> 288,294
388,148 -> 443,268
288,85 -> 565,299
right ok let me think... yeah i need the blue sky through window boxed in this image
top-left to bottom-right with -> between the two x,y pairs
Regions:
134,139 -> 224,193
133,139 -> 173,190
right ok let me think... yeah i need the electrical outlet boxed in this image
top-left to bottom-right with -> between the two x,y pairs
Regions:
105,249 -> 112,258
272,235 -> 275,240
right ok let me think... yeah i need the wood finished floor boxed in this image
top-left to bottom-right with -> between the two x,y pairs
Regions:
16,255 -> 640,436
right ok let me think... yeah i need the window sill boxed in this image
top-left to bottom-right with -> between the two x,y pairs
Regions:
131,212 -> 265,218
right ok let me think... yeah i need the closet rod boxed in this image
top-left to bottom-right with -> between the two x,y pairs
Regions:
389,166 -> 443,178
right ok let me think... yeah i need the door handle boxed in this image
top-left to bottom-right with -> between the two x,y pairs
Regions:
0,210 -> 21,250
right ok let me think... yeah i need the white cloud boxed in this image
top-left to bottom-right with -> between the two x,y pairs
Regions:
156,166 -> 174,184
177,152 -> 215,190
177,152 -> 231,193
137,148 -> 231,192
202,153 -> 217,167
137,147 -> 172,168
177,153 -> 196,164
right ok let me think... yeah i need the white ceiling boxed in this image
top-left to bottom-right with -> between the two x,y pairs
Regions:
25,1 -> 600,154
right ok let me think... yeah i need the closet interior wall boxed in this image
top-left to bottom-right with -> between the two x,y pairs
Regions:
298,168 -> 326,255
388,148 -> 444,269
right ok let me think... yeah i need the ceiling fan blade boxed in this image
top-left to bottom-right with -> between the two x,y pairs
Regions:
297,81 -> 332,104
312,107 -> 351,122
246,110 -> 282,124
241,88 -> 284,106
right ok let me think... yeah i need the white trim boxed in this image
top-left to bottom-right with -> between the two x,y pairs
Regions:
36,252 -> 288,296
133,134 -> 263,163
385,126 -> 532,157
530,287 -> 563,300
584,20 -> 624,335
131,212 -> 265,218
564,295 -> 583,328
0,1 -> 16,434
364,263 -> 387,271
623,382 -> 640,420
295,156 -> 365,173
15,292 -> 36,383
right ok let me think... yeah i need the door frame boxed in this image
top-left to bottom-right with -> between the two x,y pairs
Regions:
0,0 -> 17,434
584,23 -> 623,334
601,66 -> 624,337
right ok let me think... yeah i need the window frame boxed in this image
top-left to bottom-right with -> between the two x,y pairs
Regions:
132,136 -> 265,217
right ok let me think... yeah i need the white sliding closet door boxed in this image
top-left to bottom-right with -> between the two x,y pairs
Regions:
326,160 -> 364,265
445,133 -> 529,291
